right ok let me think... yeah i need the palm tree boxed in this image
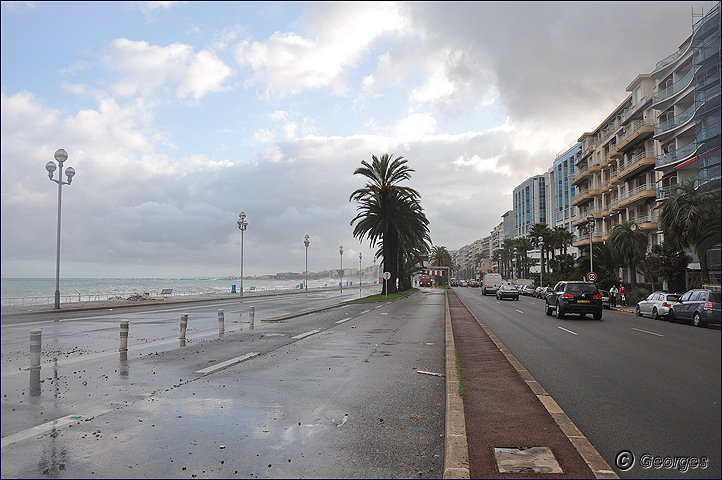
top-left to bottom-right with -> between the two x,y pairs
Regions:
659,180 -> 721,284
430,245 -> 452,267
529,223 -> 552,276
350,154 -> 430,294
608,221 -> 648,288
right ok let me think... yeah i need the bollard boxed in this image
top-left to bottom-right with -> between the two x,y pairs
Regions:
218,309 -> 225,334
30,329 -> 42,370
119,319 -> 129,352
249,306 -> 255,329
179,314 -> 188,340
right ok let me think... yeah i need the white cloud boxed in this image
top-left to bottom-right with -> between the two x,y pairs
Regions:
235,2 -> 409,97
106,38 -> 232,100
394,112 -> 437,140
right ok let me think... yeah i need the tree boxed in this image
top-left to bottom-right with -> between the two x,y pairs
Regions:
659,180 -> 721,284
529,223 -> 553,277
430,245 -> 452,267
350,154 -> 430,294
643,243 -> 690,293
608,221 -> 648,289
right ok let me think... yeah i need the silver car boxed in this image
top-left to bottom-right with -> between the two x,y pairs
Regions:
635,292 -> 680,320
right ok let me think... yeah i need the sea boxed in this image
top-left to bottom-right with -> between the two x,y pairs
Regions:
1,277 -> 346,306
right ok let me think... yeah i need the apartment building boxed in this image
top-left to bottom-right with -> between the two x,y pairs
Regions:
571,74 -> 659,260
513,175 -> 546,238
653,2 -> 720,197
546,144 -> 580,258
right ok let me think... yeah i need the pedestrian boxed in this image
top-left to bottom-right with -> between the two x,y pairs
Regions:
619,283 -> 626,306
610,285 -> 617,307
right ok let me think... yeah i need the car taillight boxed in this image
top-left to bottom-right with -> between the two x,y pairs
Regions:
561,293 -> 574,298
593,294 -> 602,299
661,302 -> 671,307
705,301 -> 713,310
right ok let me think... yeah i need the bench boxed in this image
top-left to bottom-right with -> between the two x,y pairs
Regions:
159,288 -> 173,297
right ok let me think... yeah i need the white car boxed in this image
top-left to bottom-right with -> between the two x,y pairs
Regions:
635,292 -> 681,319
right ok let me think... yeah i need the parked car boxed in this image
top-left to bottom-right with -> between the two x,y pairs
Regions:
496,283 -> 520,301
545,281 -> 603,320
598,290 -> 611,309
668,289 -> 721,327
635,292 -> 680,320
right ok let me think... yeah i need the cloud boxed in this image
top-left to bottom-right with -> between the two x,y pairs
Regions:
235,2 -> 409,97
105,38 -> 232,100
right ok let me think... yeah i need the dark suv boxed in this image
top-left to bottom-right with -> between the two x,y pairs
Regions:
668,289 -> 721,327
545,281 -> 603,320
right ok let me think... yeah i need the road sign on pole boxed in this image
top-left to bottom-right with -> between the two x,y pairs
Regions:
586,272 -> 597,283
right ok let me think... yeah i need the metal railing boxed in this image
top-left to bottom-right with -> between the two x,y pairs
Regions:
655,103 -> 696,135
656,141 -> 698,168
653,41 -> 691,73
653,67 -> 696,104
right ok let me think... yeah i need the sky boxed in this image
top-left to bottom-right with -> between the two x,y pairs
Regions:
0,1 -> 704,278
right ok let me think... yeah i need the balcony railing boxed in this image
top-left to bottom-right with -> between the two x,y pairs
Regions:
656,141 -> 698,168
618,119 -> 654,145
653,67 -> 696,104
695,43 -> 721,65
655,103 -> 696,135
653,41 -> 691,73
693,2 -> 720,35
633,213 -> 659,225
697,118 -> 721,143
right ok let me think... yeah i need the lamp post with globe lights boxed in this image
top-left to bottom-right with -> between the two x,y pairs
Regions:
304,235 -> 310,291
237,212 -> 248,296
45,149 -> 76,310
339,245 -> 344,294
587,214 -> 595,276
538,236 -> 544,288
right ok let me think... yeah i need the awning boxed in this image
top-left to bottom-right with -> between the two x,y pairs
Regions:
674,156 -> 697,170
656,172 -> 676,183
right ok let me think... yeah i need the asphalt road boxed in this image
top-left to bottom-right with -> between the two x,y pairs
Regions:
453,286 -> 721,479
1,289 -> 446,478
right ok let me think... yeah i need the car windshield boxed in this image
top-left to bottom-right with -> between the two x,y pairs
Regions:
567,283 -> 597,294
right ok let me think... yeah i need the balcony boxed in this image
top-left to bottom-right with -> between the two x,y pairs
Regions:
656,141 -> 698,169
632,214 -> 659,231
616,183 -> 657,209
615,154 -> 655,183
615,119 -> 655,153
652,40 -> 691,77
652,66 -> 696,107
572,232 -> 605,248
655,103 -> 696,136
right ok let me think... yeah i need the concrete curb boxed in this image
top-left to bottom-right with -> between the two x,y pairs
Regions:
443,291 -> 470,479
455,294 -> 619,479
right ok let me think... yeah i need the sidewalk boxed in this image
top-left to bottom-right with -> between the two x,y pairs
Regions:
444,289 -> 618,479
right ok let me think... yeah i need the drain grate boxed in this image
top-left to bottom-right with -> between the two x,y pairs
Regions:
494,446 -> 564,474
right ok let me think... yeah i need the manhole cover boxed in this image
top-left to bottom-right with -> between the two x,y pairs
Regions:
494,447 -> 564,474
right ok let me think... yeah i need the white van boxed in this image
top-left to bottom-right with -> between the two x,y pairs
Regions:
482,273 -> 503,295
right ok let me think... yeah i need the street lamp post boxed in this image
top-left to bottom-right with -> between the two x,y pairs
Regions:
359,252 -> 362,299
339,245 -> 344,294
45,149 -> 76,310
538,236 -> 544,288
587,214 -> 595,277
513,248 -> 518,281
237,212 -> 248,296
304,234 -> 310,291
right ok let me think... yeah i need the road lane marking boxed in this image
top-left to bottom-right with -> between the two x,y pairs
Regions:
359,309 -> 371,315
631,327 -> 664,337
335,317 -> 352,324
557,326 -> 578,335
515,309 -> 524,314
195,352 -> 260,374
1,408 -> 111,449
291,329 -> 322,340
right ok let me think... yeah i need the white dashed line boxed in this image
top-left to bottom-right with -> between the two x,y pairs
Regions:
291,329 -> 322,340
557,326 -> 578,335
632,327 -> 664,337
1,409 -> 110,449
195,352 -> 260,374
515,309 -> 524,314
335,318 -> 352,324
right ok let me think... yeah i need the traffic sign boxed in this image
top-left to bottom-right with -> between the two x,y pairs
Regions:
586,272 -> 597,282
383,271 -> 391,280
